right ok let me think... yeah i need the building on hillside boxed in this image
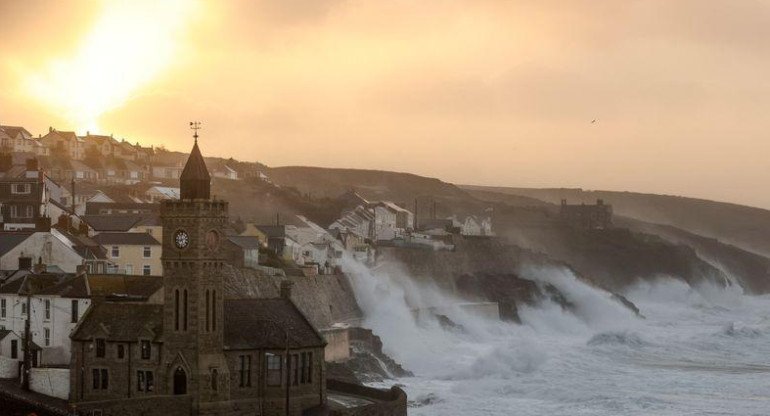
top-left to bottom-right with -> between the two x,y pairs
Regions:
0,329 -> 41,379
151,164 -> 184,181
461,215 -> 493,236
328,205 -> 375,241
92,232 -> 162,276
223,236 -> 260,269
39,128 -> 85,160
210,163 -> 239,180
559,199 -> 613,230
0,125 -> 48,156
372,201 -> 413,241
0,159 -> 47,231
82,134 -> 117,158
69,138 -> 328,415
85,202 -> 158,216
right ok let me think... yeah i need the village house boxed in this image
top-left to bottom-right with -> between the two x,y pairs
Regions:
92,232 -> 162,276
39,128 -> 85,160
0,159 -> 47,231
0,126 -> 48,156
69,139 -> 328,415
461,215 -> 493,236
146,186 -> 180,202
223,236 -> 261,269
210,162 -> 239,180
0,229 -> 111,274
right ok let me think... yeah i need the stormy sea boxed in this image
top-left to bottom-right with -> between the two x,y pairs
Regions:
344,259 -> 770,416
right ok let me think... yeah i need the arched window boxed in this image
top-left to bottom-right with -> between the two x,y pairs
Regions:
205,290 -> 210,332
174,289 -> 180,331
212,290 -> 217,331
211,368 -> 218,391
183,289 -> 188,331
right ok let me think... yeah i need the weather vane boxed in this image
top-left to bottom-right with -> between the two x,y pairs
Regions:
190,121 -> 202,143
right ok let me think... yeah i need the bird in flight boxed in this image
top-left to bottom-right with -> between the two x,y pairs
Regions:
591,119 -> 597,124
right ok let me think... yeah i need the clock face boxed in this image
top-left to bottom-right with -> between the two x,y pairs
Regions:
174,230 -> 190,249
205,230 -> 220,250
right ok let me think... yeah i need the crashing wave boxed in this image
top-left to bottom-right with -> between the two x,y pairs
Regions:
587,331 -> 649,347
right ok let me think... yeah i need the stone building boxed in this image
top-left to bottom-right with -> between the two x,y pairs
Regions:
559,199 -> 613,230
69,139 -> 327,415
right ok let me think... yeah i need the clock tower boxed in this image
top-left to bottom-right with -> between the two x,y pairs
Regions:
160,129 -> 231,407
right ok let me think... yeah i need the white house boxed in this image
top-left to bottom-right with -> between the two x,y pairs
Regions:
461,215 -> 493,236
0,271 -> 91,366
145,186 -> 180,202
0,230 -> 109,274
211,164 -> 239,180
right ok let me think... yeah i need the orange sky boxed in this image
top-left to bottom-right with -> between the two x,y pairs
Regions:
2,1 -> 770,208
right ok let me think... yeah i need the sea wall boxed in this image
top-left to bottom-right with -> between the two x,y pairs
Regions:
327,380 -> 407,416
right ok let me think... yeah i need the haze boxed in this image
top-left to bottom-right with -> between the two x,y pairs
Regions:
2,0 -> 769,208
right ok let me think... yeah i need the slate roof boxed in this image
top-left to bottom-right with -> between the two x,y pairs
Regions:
87,274 -> 162,299
0,125 -> 32,139
0,329 -> 12,341
71,302 -> 163,342
224,298 -> 325,350
92,232 -> 160,246
37,274 -> 90,298
0,233 -> 33,258
227,236 -> 261,250
255,225 -> 286,239
83,215 -> 143,232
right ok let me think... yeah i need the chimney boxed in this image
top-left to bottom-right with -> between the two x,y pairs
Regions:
18,256 -> 32,270
33,263 -> 47,274
34,216 -> 51,232
280,280 -> 294,300
49,126 -> 53,133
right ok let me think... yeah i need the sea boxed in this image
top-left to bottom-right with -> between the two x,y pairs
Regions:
343,258 -> 770,416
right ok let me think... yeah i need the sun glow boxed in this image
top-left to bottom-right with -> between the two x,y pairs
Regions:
24,0 -> 196,133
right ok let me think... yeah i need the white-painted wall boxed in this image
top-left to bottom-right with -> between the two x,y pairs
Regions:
0,294 -> 90,366
30,367 -> 70,400
0,232 -> 84,272
0,355 -> 17,378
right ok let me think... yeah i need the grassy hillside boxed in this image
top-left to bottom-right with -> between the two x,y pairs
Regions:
462,185 -> 770,257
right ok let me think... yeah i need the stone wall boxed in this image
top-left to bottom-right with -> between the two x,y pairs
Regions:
327,380 -> 407,416
30,368 -> 70,400
72,394 -> 192,416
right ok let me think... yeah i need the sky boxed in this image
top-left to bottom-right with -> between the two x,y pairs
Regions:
2,0 -> 770,208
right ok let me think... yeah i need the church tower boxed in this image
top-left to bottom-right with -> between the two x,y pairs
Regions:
161,124 -> 230,408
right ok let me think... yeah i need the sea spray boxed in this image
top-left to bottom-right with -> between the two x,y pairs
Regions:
340,256 -> 770,415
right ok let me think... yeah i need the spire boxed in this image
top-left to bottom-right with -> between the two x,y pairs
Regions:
180,122 -> 211,200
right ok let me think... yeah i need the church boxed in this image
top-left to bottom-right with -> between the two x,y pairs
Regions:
69,136 -> 328,416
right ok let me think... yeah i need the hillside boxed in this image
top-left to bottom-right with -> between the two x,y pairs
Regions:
462,185 -> 770,258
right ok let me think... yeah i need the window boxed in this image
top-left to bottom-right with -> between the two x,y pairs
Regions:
238,355 -> 251,387
125,264 -> 133,275
44,328 -> 50,346
266,354 -> 282,386
212,290 -> 217,331
141,340 -> 151,359
291,354 -> 299,386
11,183 -> 31,194
1,299 -> 5,318
205,290 -> 210,332
137,370 -> 154,392
44,299 -> 51,320
111,246 -> 120,258
183,290 -> 188,331
71,300 -> 79,323
21,302 -> 27,316
92,369 -> 109,390
301,353 -> 312,384
210,369 -> 218,392
143,246 -> 152,258
174,289 -> 180,331
11,340 -> 18,359
117,344 -> 125,360
142,265 -> 151,276
25,206 -> 33,218
95,339 -> 106,358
